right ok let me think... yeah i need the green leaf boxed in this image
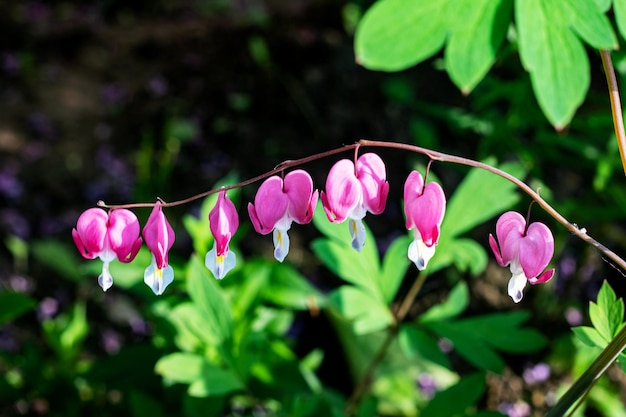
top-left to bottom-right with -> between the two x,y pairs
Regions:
31,240 -> 82,282
421,372 -> 486,417
155,352 -> 205,384
355,0 -> 451,71
555,0 -> 617,49
262,262 -> 327,310
156,352 -> 243,397
186,255 -> 232,345
0,291 -> 36,324
168,302 -> 218,351
428,320 -> 505,373
595,280 -> 625,338
425,311 -> 545,372
572,326 -> 606,348
592,0 -> 611,12
426,237 -> 487,276
419,281 -> 469,323
445,0 -> 513,93
516,0 -> 594,128
398,325 -> 451,369
379,235 -> 412,303
329,286 -> 393,335
615,0 -> 626,41
188,364 -> 243,397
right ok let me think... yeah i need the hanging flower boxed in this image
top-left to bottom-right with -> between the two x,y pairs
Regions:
248,170 -> 318,262
321,152 -> 389,251
205,190 -> 239,279
489,211 -> 555,303
142,202 -> 175,295
72,208 -> 142,291
403,170 -> 446,270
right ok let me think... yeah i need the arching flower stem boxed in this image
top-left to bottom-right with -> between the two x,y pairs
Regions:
96,138 -> 626,273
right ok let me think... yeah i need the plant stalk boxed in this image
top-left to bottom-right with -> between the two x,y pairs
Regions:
600,49 -> 626,176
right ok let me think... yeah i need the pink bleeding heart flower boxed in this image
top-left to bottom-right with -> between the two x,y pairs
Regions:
248,170 -> 318,262
403,170 -> 446,270
72,208 -> 142,291
321,152 -> 389,251
142,202 -> 175,295
205,189 -> 239,279
489,211 -> 555,303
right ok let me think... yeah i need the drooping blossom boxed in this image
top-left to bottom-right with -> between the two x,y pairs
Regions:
72,208 -> 142,291
248,170 -> 318,262
489,211 -> 555,303
205,190 -> 239,279
321,152 -> 389,251
403,170 -> 446,270
142,202 -> 175,295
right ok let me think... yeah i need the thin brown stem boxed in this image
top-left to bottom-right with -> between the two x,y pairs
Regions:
600,50 -> 626,176
357,139 -> 626,272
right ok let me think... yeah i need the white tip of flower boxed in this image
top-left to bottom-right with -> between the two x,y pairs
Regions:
408,237 -> 436,271
144,259 -> 174,295
273,228 -> 290,263
98,262 -> 114,292
508,272 -> 528,303
349,218 -> 366,252
205,245 -> 237,279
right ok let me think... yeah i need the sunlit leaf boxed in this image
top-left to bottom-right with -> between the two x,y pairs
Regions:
355,0 -> 451,71
445,0 -> 512,93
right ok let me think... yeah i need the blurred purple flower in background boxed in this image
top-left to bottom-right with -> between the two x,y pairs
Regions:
148,75 -> 169,97
417,373 -> 437,399
498,401 -> 531,417
523,362 -> 551,385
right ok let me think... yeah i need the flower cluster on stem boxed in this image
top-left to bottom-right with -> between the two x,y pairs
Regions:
75,146 -> 558,301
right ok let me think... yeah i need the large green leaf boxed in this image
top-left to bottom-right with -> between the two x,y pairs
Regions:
355,0 -> 451,71
445,0 -> 513,93
515,0 -> 616,128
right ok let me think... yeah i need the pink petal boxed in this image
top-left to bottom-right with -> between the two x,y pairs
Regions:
495,211 -> 526,266
284,170 -> 315,224
249,176 -> 288,234
403,171 -> 424,230
143,203 -> 175,269
107,209 -> 142,263
488,234 -> 505,267
405,180 -> 446,247
528,268 -> 555,285
210,190 -> 239,256
356,153 -> 388,215
519,221 -> 554,279
322,159 -> 360,222
73,208 -> 108,259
